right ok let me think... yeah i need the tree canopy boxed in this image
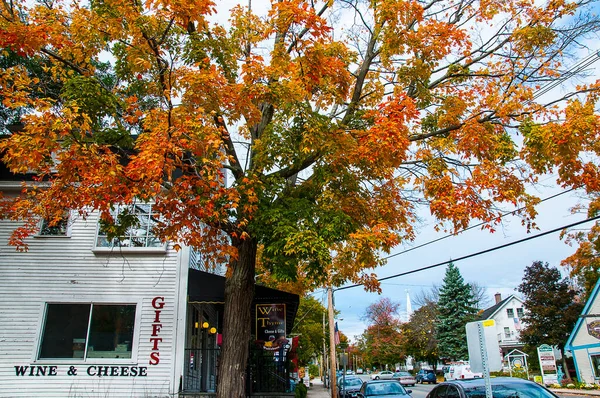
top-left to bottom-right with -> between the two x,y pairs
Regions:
1,0 -> 600,395
290,295 -> 327,367
518,261 -> 583,350
359,297 -> 405,368
401,301 -> 439,365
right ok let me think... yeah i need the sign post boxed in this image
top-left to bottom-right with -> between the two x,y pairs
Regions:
537,344 -> 558,385
466,320 -> 498,398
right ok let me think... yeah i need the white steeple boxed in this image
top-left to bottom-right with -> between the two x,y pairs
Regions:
406,290 -> 413,321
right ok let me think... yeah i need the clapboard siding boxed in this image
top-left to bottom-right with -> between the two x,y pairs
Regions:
0,212 -> 187,398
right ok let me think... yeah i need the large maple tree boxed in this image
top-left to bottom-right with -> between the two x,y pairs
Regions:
1,0 -> 600,396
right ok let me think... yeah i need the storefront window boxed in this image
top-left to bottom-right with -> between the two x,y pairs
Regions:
96,201 -> 162,248
591,354 -> 600,378
39,303 -> 136,360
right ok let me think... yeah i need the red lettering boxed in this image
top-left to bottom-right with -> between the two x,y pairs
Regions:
149,352 -> 160,365
151,296 -> 165,309
150,337 -> 163,351
149,297 -> 165,365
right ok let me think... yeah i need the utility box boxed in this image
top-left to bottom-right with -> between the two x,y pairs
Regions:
466,320 -> 503,373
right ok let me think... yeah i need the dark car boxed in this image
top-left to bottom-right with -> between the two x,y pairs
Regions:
338,376 -> 364,397
416,369 -> 437,384
425,377 -> 560,398
357,379 -> 412,397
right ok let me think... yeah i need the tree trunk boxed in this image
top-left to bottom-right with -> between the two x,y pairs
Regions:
216,237 -> 257,398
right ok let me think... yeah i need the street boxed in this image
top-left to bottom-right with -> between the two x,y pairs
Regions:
351,375 -> 435,398
333,375 -> 594,398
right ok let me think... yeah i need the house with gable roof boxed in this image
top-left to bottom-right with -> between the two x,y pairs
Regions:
565,278 -> 600,384
479,293 -> 527,363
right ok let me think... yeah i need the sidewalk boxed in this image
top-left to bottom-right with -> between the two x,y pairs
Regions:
550,389 -> 600,396
307,378 -> 333,398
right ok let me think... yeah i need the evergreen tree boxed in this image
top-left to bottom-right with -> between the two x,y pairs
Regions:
436,262 -> 478,361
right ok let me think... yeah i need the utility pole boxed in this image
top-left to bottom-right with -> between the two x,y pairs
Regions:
328,285 -> 337,398
322,310 -> 327,384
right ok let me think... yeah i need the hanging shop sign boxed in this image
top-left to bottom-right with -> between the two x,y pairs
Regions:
587,320 -> 600,340
256,303 -> 286,350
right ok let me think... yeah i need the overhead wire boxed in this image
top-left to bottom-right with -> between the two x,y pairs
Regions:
336,214 -> 600,292
383,187 -> 575,261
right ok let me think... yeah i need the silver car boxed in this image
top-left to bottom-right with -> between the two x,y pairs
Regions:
370,370 -> 394,380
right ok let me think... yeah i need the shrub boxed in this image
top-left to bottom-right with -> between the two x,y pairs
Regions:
309,364 -> 319,379
295,382 -> 307,398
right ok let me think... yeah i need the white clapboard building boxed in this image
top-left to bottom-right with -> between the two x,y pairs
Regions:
0,174 -> 298,397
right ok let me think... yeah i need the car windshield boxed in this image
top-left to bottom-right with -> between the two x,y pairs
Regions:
396,372 -> 411,377
366,382 -> 407,396
463,381 -> 558,398
343,378 -> 363,387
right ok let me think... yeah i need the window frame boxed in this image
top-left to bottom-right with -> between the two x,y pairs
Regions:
504,327 -> 511,338
506,308 -> 514,318
516,307 -> 524,318
35,211 -> 72,238
34,300 -> 142,365
93,201 -> 167,253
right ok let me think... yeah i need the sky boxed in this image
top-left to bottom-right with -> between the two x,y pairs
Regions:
327,181 -> 589,341
206,1 -> 600,340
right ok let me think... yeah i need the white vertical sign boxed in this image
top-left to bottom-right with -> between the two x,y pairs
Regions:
537,344 -> 558,385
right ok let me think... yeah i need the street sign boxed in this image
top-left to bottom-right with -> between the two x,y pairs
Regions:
467,320 -> 502,373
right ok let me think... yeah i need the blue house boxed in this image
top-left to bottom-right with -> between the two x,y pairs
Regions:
565,279 -> 600,384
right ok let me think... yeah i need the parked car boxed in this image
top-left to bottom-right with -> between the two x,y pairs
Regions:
338,374 -> 361,386
443,364 -> 482,381
426,377 -> 559,398
338,376 -> 364,397
415,369 -> 437,384
393,371 -> 416,386
357,380 -> 412,397
357,368 -> 364,374
346,369 -> 355,375
370,370 -> 395,380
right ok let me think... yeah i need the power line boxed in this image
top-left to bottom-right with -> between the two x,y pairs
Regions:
336,215 -> 600,292
383,188 -> 575,260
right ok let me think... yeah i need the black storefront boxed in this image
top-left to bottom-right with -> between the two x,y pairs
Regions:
183,269 -> 299,396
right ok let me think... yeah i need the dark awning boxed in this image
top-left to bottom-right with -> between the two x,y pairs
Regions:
187,268 -> 300,335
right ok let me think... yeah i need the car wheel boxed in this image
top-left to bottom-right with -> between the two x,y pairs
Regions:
375,376 -> 380,380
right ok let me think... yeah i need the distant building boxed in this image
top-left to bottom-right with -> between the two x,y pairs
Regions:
479,293 -> 526,365
565,279 -> 600,384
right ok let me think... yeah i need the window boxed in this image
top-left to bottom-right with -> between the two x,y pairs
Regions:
39,303 -> 136,360
506,308 -> 514,318
592,355 -> 600,378
504,327 -> 511,338
39,213 -> 69,236
446,386 -> 460,398
431,385 -> 447,398
96,201 -> 162,248
516,307 -> 524,318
